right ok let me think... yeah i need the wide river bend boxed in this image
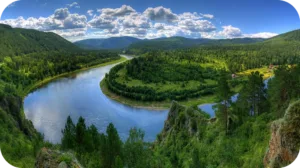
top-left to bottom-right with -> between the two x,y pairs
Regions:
24,56 -> 271,143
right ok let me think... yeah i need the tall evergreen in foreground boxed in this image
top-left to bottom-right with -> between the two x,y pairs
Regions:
61,116 -> 75,150
236,71 -> 268,117
216,71 -> 232,134
101,123 -> 122,168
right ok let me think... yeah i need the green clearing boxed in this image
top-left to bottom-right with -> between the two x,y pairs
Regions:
101,79 -> 218,109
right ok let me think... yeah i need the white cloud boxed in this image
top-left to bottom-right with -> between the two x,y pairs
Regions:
179,19 -> 216,32
51,28 -> 86,37
201,13 -> 214,19
0,8 -> 86,32
87,10 -> 94,17
200,31 -> 218,39
219,25 -> 277,39
154,23 -> 165,30
67,2 -> 80,9
243,32 -> 278,38
88,15 -> 116,30
99,5 -> 135,17
54,8 -> 70,20
0,5 -> 277,41
144,6 -> 178,23
219,25 -> 243,38
120,13 -> 150,28
63,14 -> 87,29
178,12 -> 202,20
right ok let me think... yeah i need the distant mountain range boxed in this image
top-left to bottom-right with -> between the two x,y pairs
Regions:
74,36 -> 265,52
126,37 -> 266,54
74,37 -> 142,50
1,22 -> 299,56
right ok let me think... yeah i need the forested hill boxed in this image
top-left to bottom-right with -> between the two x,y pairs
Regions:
268,29 -> 300,41
74,36 -> 142,50
126,37 -> 265,54
0,25 -> 120,167
0,24 -> 79,56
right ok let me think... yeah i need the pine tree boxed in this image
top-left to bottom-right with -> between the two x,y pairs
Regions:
102,123 -> 122,168
237,71 -> 267,117
216,71 -> 232,134
76,117 -> 87,153
61,116 -> 75,150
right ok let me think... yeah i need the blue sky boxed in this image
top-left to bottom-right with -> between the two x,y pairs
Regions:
1,0 -> 299,41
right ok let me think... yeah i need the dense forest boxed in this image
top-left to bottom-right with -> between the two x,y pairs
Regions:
104,30 -> 300,104
105,51 -> 223,101
0,24 -> 79,56
126,36 -> 265,55
0,24 -> 120,167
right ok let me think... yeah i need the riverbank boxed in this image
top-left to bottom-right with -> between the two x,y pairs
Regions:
22,56 -> 127,98
100,78 -> 218,110
100,66 -> 273,110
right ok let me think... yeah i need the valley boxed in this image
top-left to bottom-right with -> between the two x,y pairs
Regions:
0,23 -> 299,168
24,55 -> 168,143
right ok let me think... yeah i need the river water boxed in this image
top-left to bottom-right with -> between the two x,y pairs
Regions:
24,57 -> 168,143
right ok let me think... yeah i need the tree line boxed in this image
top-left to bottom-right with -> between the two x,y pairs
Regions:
61,116 -> 153,168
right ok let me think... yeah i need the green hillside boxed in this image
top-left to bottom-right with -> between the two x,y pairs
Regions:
266,29 -> 300,42
0,24 -> 79,56
0,24 -> 120,167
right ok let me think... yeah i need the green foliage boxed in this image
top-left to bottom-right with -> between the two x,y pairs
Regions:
153,102 -> 273,168
123,128 -> 152,168
75,117 -> 87,153
106,51 -> 222,101
0,86 -> 43,167
113,156 -> 124,168
0,24 -> 120,167
2,24 -> 300,168
190,149 -> 202,168
102,123 -> 123,168
57,153 -> 73,165
268,65 -> 300,117
215,71 -> 233,133
61,116 -> 75,150
60,117 -> 153,168
126,36 -> 264,55
234,71 -> 268,123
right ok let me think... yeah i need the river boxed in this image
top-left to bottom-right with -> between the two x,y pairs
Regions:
24,56 -> 272,143
24,56 -> 168,143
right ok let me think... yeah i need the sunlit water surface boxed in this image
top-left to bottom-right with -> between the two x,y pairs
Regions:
24,61 -> 168,143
